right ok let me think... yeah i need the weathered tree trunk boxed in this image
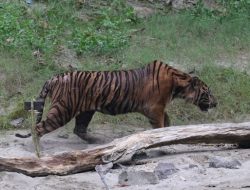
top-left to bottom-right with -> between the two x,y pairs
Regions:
0,122 -> 250,177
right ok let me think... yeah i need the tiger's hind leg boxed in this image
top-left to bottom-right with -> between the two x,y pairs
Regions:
73,111 -> 98,143
36,103 -> 72,137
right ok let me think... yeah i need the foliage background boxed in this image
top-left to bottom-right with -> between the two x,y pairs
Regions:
0,0 -> 249,129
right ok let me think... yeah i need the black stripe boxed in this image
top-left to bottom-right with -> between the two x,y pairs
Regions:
79,72 -> 92,111
94,73 -> 106,109
152,61 -> 157,91
130,70 -> 137,101
98,73 -> 104,88
52,77 -> 63,100
147,64 -> 151,76
74,72 -> 85,113
113,71 -> 123,113
59,100 -> 71,121
156,62 -> 163,92
50,105 -> 64,126
87,72 -> 101,109
117,71 -> 131,113
46,119 -> 59,130
106,72 -> 121,113
101,71 -> 115,107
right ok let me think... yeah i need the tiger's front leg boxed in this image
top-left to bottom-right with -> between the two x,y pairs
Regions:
164,112 -> 171,127
143,107 -> 170,129
144,108 -> 165,129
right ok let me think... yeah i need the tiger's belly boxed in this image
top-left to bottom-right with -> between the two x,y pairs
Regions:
97,103 -> 136,116
80,84 -> 141,115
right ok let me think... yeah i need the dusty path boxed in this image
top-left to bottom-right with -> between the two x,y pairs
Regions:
0,124 -> 250,190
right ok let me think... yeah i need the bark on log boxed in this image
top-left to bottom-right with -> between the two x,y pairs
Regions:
0,122 -> 250,177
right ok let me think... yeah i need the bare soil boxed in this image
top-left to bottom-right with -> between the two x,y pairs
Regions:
0,124 -> 250,190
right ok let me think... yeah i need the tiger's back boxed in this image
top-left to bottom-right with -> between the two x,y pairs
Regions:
47,63 -> 164,116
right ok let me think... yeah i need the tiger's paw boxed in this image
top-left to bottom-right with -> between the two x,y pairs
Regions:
74,132 -> 106,144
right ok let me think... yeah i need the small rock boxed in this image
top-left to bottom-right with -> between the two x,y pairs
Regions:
165,0 -> 172,5
127,3 -> 155,18
209,156 -> 241,169
95,162 -> 113,175
57,133 -> 69,139
95,163 -> 113,190
146,149 -> 167,158
10,118 -> 24,128
172,0 -> 198,10
188,164 -> 199,169
206,184 -> 217,188
133,6 -> 155,18
0,142 -> 9,147
154,162 -> 179,180
118,170 -> 159,186
180,176 -> 186,181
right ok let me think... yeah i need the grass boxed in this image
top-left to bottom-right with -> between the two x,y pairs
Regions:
114,12 -> 250,67
0,0 -> 250,129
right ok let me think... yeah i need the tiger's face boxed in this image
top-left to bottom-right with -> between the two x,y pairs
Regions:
184,77 -> 217,112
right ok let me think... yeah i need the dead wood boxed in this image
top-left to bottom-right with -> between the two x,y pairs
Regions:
0,122 -> 250,177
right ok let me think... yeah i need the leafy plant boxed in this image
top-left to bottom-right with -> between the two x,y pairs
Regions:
218,0 -> 250,17
191,0 -> 250,21
71,0 -> 137,54
0,2 -> 60,56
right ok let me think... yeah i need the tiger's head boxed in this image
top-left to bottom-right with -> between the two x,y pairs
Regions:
181,77 -> 217,112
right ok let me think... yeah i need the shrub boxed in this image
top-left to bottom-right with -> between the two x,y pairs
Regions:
71,0 -> 137,54
0,2 -> 59,56
191,0 -> 250,21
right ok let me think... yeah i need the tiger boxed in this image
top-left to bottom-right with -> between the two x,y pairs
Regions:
16,60 -> 217,142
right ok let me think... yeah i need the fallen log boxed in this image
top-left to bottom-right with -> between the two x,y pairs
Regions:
0,122 -> 250,177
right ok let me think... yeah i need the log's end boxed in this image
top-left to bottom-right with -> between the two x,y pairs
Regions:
238,141 -> 250,149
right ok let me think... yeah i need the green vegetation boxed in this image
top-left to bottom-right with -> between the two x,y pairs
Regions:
71,0 -> 137,54
0,0 -> 137,57
0,0 -> 249,130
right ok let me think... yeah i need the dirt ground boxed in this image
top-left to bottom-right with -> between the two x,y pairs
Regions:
0,124 -> 250,190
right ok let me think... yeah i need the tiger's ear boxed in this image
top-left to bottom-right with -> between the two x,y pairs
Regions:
188,68 -> 197,77
191,77 -> 199,89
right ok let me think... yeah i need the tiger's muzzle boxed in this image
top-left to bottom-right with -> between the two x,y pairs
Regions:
198,99 -> 217,112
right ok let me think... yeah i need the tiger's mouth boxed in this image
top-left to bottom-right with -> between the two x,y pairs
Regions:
200,105 -> 209,112
198,102 -> 217,112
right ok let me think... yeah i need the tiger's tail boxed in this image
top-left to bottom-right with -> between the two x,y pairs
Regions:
15,80 -> 51,138
15,133 -> 32,138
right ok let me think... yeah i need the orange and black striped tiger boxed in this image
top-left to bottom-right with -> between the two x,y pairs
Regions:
16,60 -> 217,141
